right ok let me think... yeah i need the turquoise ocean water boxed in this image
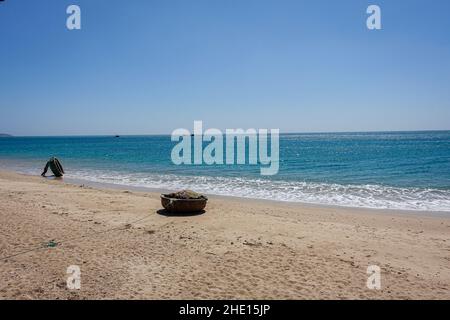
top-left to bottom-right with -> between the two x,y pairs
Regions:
0,131 -> 449,212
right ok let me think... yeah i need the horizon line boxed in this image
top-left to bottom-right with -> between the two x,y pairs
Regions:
2,129 -> 450,138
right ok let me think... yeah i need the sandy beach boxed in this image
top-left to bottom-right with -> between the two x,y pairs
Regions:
0,170 -> 448,300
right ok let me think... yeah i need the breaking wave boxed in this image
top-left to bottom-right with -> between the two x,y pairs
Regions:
64,169 -> 450,212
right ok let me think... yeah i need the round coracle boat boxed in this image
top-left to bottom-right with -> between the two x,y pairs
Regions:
160,190 -> 207,213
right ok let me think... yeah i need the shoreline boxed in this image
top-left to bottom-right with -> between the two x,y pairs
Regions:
61,175 -> 450,218
3,168 -> 449,217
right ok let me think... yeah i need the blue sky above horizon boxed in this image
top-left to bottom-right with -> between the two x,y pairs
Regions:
1,0 -> 449,136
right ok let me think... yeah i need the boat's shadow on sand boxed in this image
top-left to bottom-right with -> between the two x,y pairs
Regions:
156,209 -> 205,217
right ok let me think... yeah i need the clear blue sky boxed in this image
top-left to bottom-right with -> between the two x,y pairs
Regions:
1,0 -> 449,136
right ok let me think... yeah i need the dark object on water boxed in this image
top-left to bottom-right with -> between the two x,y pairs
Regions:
161,190 -> 208,213
41,157 -> 65,177
115,135 -> 120,138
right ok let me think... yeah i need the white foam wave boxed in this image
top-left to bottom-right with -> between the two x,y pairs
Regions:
65,169 -> 450,212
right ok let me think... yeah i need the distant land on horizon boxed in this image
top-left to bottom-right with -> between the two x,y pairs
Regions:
0,133 -> 13,137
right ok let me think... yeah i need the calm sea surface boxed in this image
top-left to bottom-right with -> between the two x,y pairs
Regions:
1,131 -> 449,212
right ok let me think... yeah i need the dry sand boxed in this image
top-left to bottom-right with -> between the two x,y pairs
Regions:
0,171 -> 449,299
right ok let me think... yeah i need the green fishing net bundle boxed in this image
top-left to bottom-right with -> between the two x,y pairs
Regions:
166,190 -> 206,200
